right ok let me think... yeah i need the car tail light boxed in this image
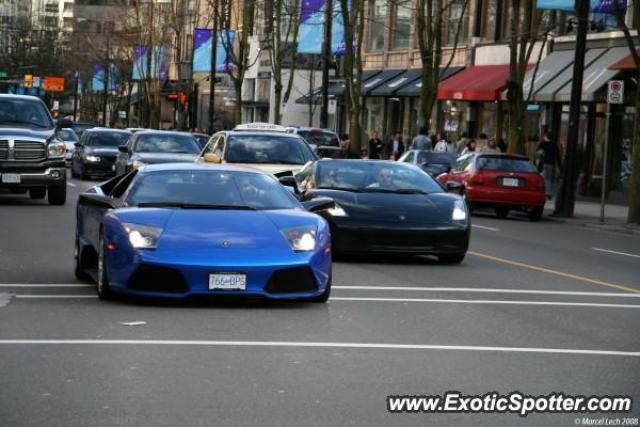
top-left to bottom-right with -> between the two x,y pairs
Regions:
532,175 -> 545,191
469,172 -> 484,186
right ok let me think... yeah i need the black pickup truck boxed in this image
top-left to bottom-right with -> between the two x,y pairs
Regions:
0,94 -> 70,205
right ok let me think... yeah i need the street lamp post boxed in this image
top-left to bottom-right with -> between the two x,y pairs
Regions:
73,71 -> 79,122
103,34 -> 110,127
320,0 -> 333,129
208,0 -> 219,134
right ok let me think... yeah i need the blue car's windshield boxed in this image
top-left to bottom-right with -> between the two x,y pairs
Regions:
316,161 -> 445,194
127,170 -> 301,210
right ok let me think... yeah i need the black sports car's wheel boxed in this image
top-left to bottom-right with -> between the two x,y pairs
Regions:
97,234 -> 114,300
29,187 -> 46,199
310,273 -> 331,303
495,207 -> 510,219
438,253 -> 466,264
48,184 -> 66,205
528,207 -> 544,222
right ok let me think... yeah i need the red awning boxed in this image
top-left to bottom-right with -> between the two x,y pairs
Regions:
609,49 -> 639,70
437,65 -> 511,101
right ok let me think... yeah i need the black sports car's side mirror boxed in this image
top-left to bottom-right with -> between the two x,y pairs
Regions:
445,181 -> 462,194
118,145 -> 129,153
79,193 -> 118,209
302,197 -> 335,213
278,176 -> 300,195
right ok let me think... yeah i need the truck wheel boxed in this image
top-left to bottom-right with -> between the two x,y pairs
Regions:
48,184 -> 66,205
29,187 -> 46,199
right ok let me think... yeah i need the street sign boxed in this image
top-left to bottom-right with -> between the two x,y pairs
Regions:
328,99 -> 337,115
607,80 -> 624,104
52,100 -> 60,111
24,74 -> 33,88
44,76 -> 65,93
32,76 -> 41,88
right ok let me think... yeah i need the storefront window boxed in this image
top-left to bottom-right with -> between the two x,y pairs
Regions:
392,0 -> 412,50
368,0 -> 387,52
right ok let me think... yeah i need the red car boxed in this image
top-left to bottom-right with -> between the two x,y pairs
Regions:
437,153 -> 546,221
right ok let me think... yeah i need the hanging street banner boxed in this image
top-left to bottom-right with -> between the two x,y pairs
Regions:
536,0 -> 627,13
297,0 -> 346,55
192,29 -> 236,73
92,63 -> 106,92
132,45 -> 168,81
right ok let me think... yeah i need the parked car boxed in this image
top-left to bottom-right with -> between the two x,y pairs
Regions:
437,153 -> 546,221
198,123 -> 318,176
288,159 -> 470,263
0,94 -> 68,205
115,130 -> 201,175
399,150 -> 456,177
71,128 -> 132,180
75,163 -> 333,302
58,128 -> 80,164
286,127 -> 346,159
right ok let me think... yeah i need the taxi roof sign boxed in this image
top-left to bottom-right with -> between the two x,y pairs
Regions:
233,122 -> 288,132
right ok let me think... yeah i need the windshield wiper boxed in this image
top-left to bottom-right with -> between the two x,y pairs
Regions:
317,186 -> 363,192
137,202 -> 256,210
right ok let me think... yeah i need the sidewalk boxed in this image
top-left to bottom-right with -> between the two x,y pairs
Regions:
544,200 -> 640,236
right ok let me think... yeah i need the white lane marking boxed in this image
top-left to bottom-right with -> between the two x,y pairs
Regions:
0,284 -> 92,288
11,294 -> 640,308
66,182 -> 76,188
333,286 -> 640,298
14,295 -> 96,299
593,247 -> 640,259
331,297 -> 640,309
471,224 -> 500,232
0,339 -> 636,357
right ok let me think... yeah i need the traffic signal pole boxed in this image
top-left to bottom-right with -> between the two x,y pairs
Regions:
319,0 -> 333,129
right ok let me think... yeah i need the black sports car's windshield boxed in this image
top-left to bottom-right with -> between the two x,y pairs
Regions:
134,134 -> 201,154
316,162 -> 444,194
477,156 -> 537,173
297,130 -> 340,147
227,135 -> 316,164
0,99 -> 53,129
86,131 -> 130,147
127,170 -> 300,210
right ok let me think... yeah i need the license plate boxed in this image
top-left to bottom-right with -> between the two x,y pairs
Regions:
209,273 -> 247,291
502,177 -> 520,187
1,174 -> 21,184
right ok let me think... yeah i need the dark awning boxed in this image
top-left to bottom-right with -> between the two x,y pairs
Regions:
395,67 -> 463,97
295,70 -> 384,104
361,70 -> 405,96
368,70 -> 423,97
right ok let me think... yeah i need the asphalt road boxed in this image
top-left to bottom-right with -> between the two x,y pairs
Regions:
1,173 -> 639,427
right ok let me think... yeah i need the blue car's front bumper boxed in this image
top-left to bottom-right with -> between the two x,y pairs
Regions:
105,248 -> 332,300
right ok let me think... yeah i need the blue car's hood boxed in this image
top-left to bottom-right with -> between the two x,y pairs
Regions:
114,207 -> 319,263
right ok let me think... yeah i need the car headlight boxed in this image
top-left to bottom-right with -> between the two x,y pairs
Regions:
281,226 -> 317,252
47,141 -> 66,158
132,160 -> 146,170
123,223 -> 163,249
85,155 -> 101,162
327,203 -> 348,217
452,199 -> 467,222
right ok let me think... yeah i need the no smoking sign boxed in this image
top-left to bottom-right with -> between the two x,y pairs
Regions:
607,80 -> 624,104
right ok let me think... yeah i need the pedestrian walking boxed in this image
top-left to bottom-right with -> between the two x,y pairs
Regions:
536,132 -> 562,200
434,133 -> 455,154
460,139 -> 477,156
341,134 -> 351,152
496,138 -> 507,153
387,132 -> 404,160
480,138 -> 501,154
410,126 -> 432,151
368,131 -> 384,159
455,132 -> 469,154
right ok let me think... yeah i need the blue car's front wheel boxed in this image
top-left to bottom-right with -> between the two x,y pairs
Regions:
97,233 -> 114,300
310,272 -> 331,303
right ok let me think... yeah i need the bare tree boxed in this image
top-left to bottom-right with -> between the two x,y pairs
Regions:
267,0 -> 301,124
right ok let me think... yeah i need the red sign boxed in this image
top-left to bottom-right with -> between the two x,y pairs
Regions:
44,76 -> 65,92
